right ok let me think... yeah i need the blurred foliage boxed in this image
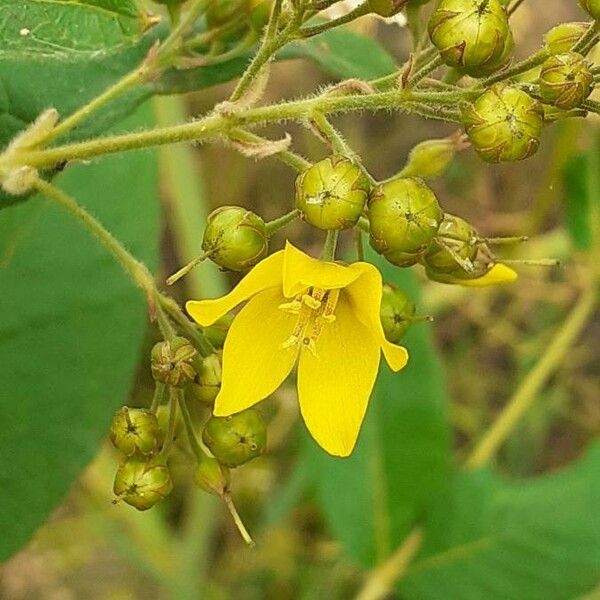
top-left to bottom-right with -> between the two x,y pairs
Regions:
0,0 -> 599,599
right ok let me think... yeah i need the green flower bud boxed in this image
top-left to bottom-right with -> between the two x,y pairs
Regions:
399,134 -> 467,179
424,261 -> 489,284
193,456 -> 231,496
428,0 -> 513,78
380,284 -> 416,344
202,409 -> 267,468
110,407 -> 160,456
580,0 -> 600,20
544,22 -> 589,55
463,84 -> 544,163
539,52 -> 594,110
368,0 -> 407,17
202,206 -> 268,272
151,337 -> 197,387
295,156 -> 370,230
190,354 -> 222,405
113,457 -> 173,511
422,213 -> 479,274
368,177 -> 443,267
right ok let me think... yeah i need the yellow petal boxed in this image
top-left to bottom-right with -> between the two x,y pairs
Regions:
457,264 -> 518,287
282,241 -> 361,298
297,295 -> 380,457
345,262 -> 409,372
186,250 -> 284,326
213,288 -> 298,416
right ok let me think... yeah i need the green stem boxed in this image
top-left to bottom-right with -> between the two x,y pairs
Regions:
465,283 -> 598,470
409,55 -> 443,88
150,382 -> 166,413
477,49 -> 550,88
507,0 -> 527,16
572,22 -> 600,55
11,90 -> 467,170
159,0 -> 209,58
166,252 -> 211,286
158,295 -> 215,357
222,493 -> 256,547
177,390 -> 204,460
156,299 -> 177,340
161,387 -> 179,456
298,2 -> 370,38
320,230 -> 339,261
265,209 -> 301,236
310,111 -> 354,156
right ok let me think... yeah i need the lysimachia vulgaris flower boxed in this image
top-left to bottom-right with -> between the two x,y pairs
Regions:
186,242 -> 409,457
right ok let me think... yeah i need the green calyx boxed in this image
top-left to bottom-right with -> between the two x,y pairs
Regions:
110,407 -> 160,457
400,134 -> 466,180
380,284 -> 416,344
368,177 -> 443,267
579,0 -> 600,20
202,206 -> 268,272
544,22 -> 589,55
421,213 -> 480,275
150,336 -> 198,387
193,455 -> 231,496
463,84 -> 544,163
539,52 -> 594,110
202,409 -> 267,468
428,0 -> 513,78
113,457 -> 173,511
190,353 -> 222,405
295,156 -> 370,231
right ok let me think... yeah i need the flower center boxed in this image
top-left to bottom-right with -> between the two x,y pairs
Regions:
278,287 -> 340,356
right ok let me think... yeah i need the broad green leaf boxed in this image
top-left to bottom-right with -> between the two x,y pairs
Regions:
156,27 -> 397,94
0,0 -> 157,207
305,249 -> 450,567
0,104 -> 160,561
400,442 -> 600,600
563,142 -> 600,251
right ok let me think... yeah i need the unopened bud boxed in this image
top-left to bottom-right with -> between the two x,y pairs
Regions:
539,52 -> 594,110
202,409 -> 267,468
579,0 -> 600,20
150,337 -> 197,387
544,22 -> 589,55
190,354 -> 222,405
113,457 -> 173,511
193,456 -> 231,496
400,133 -> 467,179
380,284 -> 416,344
295,156 -> 370,230
110,407 -> 160,456
202,206 -> 268,272
368,177 -> 443,267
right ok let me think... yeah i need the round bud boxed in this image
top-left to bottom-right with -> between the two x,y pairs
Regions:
539,52 -> 594,110
544,22 -> 589,55
190,354 -> 222,405
193,456 -> 231,496
113,457 -> 173,511
400,134 -> 466,180
110,407 -> 160,456
202,206 -> 268,272
380,284 -> 416,344
463,84 -> 544,163
368,177 -> 443,267
424,261 -> 490,284
428,0 -> 513,78
368,0 -> 407,17
151,336 -> 197,387
422,213 -> 479,274
202,409 -> 267,468
580,0 -> 600,20
295,156 -> 370,230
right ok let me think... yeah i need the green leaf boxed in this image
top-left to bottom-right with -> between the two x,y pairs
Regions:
281,27 -> 396,80
400,442 -> 600,600
0,0 -> 158,208
156,27 -> 396,94
305,249 -> 450,567
0,104 -> 160,561
563,142 -> 600,251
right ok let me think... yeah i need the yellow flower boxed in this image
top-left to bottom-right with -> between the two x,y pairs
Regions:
457,264 -> 518,287
186,242 -> 408,457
